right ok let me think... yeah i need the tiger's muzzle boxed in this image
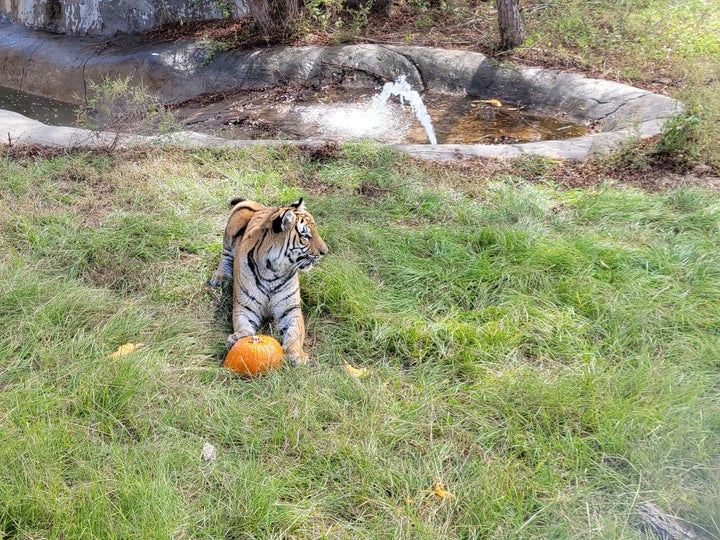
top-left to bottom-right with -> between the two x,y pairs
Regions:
299,237 -> 328,271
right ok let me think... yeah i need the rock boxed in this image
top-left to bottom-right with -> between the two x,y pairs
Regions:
637,502 -> 699,540
201,442 -> 217,462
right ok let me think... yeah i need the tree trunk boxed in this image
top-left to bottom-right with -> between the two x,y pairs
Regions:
248,0 -> 299,42
497,0 -> 524,51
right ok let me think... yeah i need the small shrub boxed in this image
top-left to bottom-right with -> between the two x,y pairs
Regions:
76,77 -> 181,145
653,109 -> 704,168
333,4 -> 372,44
343,0 -> 391,16
668,71 -> 720,170
198,36 -> 223,64
305,0 -> 344,31
597,136 -> 655,174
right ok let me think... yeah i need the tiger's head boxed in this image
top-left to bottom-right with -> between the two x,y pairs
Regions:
262,199 -> 328,273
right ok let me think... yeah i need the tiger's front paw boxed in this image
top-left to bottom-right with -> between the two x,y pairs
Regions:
284,351 -> 310,367
210,269 -> 230,288
226,332 -> 245,349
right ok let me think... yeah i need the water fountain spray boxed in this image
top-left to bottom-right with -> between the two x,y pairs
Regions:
373,75 -> 437,145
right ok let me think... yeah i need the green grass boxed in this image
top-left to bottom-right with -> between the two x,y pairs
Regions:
1,145 -> 718,538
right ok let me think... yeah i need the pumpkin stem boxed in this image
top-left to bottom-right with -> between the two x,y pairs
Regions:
250,335 -> 262,344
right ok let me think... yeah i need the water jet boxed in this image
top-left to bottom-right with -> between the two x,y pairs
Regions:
374,75 -> 437,145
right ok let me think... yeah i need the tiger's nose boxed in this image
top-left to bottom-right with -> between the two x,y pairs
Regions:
317,239 -> 329,256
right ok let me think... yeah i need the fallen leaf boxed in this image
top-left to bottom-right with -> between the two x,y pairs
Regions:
343,362 -> 371,379
432,483 -> 455,499
472,99 -> 503,107
107,342 -> 144,358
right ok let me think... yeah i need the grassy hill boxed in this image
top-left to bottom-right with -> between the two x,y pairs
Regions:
1,145 -> 718,538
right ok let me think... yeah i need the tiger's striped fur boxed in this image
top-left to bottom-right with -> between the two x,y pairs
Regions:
211,198 -> 328,366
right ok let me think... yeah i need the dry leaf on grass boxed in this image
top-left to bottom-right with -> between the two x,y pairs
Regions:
343,362 -> 371,378
106,343 -> 144,358
430,482 -> 455,499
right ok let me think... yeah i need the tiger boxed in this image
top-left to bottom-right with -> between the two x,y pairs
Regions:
210,197 -> 328,366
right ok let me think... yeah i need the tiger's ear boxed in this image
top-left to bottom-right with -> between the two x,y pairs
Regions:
272,209 -> 295,234
290,198 -> 306,212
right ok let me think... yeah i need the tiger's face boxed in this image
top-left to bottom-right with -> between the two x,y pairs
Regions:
284,206 -> 328,272
258,199 -> 328,276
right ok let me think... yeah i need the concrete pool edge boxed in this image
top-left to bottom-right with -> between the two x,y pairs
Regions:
0,22 -> 681,160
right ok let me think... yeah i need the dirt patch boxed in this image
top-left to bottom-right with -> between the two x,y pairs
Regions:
3,141 -> 716,195
143,5 -> 494,50
423,154 -> 720,194
145,18 -> 259,46
0,144 -> 83,160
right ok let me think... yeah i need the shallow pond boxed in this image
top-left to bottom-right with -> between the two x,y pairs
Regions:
0,86 -> 80,127
176,85 -> 587,145
1,85 -> 587,145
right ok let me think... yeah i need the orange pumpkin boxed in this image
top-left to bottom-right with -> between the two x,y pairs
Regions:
224,334 -> 284,376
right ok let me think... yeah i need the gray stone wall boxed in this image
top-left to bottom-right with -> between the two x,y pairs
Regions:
0,0 -> 248,36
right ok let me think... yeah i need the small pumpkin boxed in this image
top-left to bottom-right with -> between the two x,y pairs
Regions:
224,334 -> 284,376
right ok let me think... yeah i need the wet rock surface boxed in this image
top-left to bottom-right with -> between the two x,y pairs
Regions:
0,22 -> 680,160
